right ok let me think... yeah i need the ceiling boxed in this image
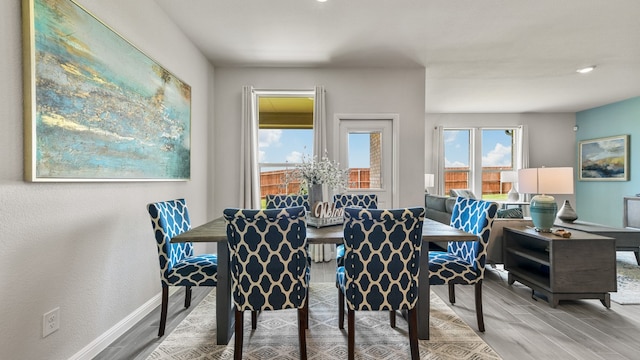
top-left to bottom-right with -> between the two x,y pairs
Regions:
155,0 -> 640,113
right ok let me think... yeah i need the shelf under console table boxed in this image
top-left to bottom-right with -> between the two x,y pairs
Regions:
503,226 -> 617,308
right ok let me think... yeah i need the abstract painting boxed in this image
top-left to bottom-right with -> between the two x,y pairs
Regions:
579,135 -> 629,181
23,0 -> 191,181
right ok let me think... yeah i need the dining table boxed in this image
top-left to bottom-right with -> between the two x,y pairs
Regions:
172,216 -> 477,345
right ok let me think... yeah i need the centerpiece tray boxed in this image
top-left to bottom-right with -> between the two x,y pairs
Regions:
306,215 -> 343,228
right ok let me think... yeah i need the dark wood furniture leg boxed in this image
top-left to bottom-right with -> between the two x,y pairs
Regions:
338,289 -> 345,329
448,283 -> 456,303
347,309 -> 355,360
184,286 -> 192,308
475,281 -> 485,332
417,241 -> 430,339
234,310 -> 243,360
297,308 -> 308,359
216,242 -> 234,344
158,286 -> 169,337
408,308 -> 419,360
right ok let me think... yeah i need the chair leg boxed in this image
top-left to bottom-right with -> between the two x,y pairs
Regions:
303,293 -> 309,330
475,281 -> 485,332
389,310 -> 396,328
297,308 -> 308,360
251,311 -> 258,330
408,308 -> 419,360
184,286 -> 192,308
338,288 -> 345,329
234,310 -> 244,360
347,309 -> 355,360
158,286 -> 169,337
448,283 -> 456,304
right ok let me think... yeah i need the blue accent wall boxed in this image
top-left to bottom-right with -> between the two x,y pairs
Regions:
576,97 -> 640,227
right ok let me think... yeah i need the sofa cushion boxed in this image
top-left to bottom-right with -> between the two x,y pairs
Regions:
450,189 -> 477,199
425,194 -> 448,212
497,208 -> 523,218
445,197 -> 456,214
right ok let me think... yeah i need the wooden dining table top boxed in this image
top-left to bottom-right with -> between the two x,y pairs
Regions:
172,216 -> 477,244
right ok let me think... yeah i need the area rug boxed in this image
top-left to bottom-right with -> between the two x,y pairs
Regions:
147,283 -> 502,360
611,251 -> 640,305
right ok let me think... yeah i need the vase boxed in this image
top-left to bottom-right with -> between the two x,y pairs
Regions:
507,186 -> 520,202
308,183 -> 323,217
557,199 -> 578,222
530,194 -> 557,232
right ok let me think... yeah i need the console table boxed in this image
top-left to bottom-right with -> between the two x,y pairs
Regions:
504,226 -> 616,308
554,220 -> 640,264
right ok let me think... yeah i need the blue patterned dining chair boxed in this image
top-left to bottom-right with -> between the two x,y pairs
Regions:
333,193 -> 378,209
265,194 -> 310,211
224,206 -> 310,360
337,207 -> 425,360
333,194 -> 378,267
429,197 -> 498,332
147,199 -> 218,337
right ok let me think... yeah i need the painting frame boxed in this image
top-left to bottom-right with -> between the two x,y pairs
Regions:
22,0 -> 191,182
579,134 -> 629,181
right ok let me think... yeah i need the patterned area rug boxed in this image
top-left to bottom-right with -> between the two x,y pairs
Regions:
612,251 -> 640,305
147,283 -> 501,360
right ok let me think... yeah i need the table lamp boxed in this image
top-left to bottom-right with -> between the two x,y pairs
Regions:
500,170 -> 519,201
518,167 -> 574,232
424,173 -> 435,194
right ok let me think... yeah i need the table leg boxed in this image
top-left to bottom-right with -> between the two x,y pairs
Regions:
418,242 -> 430,340
216,241 -> 234,345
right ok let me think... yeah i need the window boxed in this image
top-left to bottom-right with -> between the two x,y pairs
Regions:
444,129 -> 471,195
347,132 -> 381,189
443,127 -> 518,199
257,94 -> 314,202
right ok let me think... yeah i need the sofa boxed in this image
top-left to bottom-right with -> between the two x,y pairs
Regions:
424,194 -> 533,265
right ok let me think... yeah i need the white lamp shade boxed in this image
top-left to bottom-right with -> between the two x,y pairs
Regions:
518,168 -> 539,194
517,167 -> 574,195
424,173 -> 434,189
538,167 -> 573,195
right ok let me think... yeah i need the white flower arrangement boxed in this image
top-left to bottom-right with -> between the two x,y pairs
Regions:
293,153 -> 349,191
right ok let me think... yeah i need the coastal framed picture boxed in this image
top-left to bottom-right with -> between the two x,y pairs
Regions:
22,0 -> 191,182
579,135 -> 629,181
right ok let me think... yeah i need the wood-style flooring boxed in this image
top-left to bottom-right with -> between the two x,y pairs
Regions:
95,255 -> 640,360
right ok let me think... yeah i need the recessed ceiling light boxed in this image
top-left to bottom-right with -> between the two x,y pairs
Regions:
576,66 -> 596,74
317,0 -> 327,2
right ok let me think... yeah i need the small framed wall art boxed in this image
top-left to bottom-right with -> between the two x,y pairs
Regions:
579,134 -> 629,181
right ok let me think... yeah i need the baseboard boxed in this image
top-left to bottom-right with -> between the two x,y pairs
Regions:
68,288 -> 177,360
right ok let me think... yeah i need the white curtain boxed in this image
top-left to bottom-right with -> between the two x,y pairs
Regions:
515,125 -> 529,170
239,85 -> 261,209
515,125 -> 530,203
310,85 -> 335,262
432,125 -> 445,195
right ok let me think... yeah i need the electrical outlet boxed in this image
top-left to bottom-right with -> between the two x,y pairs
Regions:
43,307 -> 60,338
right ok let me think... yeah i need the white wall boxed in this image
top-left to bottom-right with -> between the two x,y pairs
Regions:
213,67 -> 427,214
425,113 -> 577,204
0,0 -> 214,359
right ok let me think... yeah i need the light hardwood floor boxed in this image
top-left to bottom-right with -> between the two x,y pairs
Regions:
95,257 -> 640,360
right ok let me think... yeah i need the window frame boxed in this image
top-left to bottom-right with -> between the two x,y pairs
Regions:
255,90 -> 315,200
443,126 -> 519,199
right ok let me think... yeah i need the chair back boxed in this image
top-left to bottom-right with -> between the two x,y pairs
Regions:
341,207 -> 425,311
147,199 -> 194,285
265,194 -> 310,211
448,197 -> 498,274
224,206 -> 308,311
333,194 -> 378,209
